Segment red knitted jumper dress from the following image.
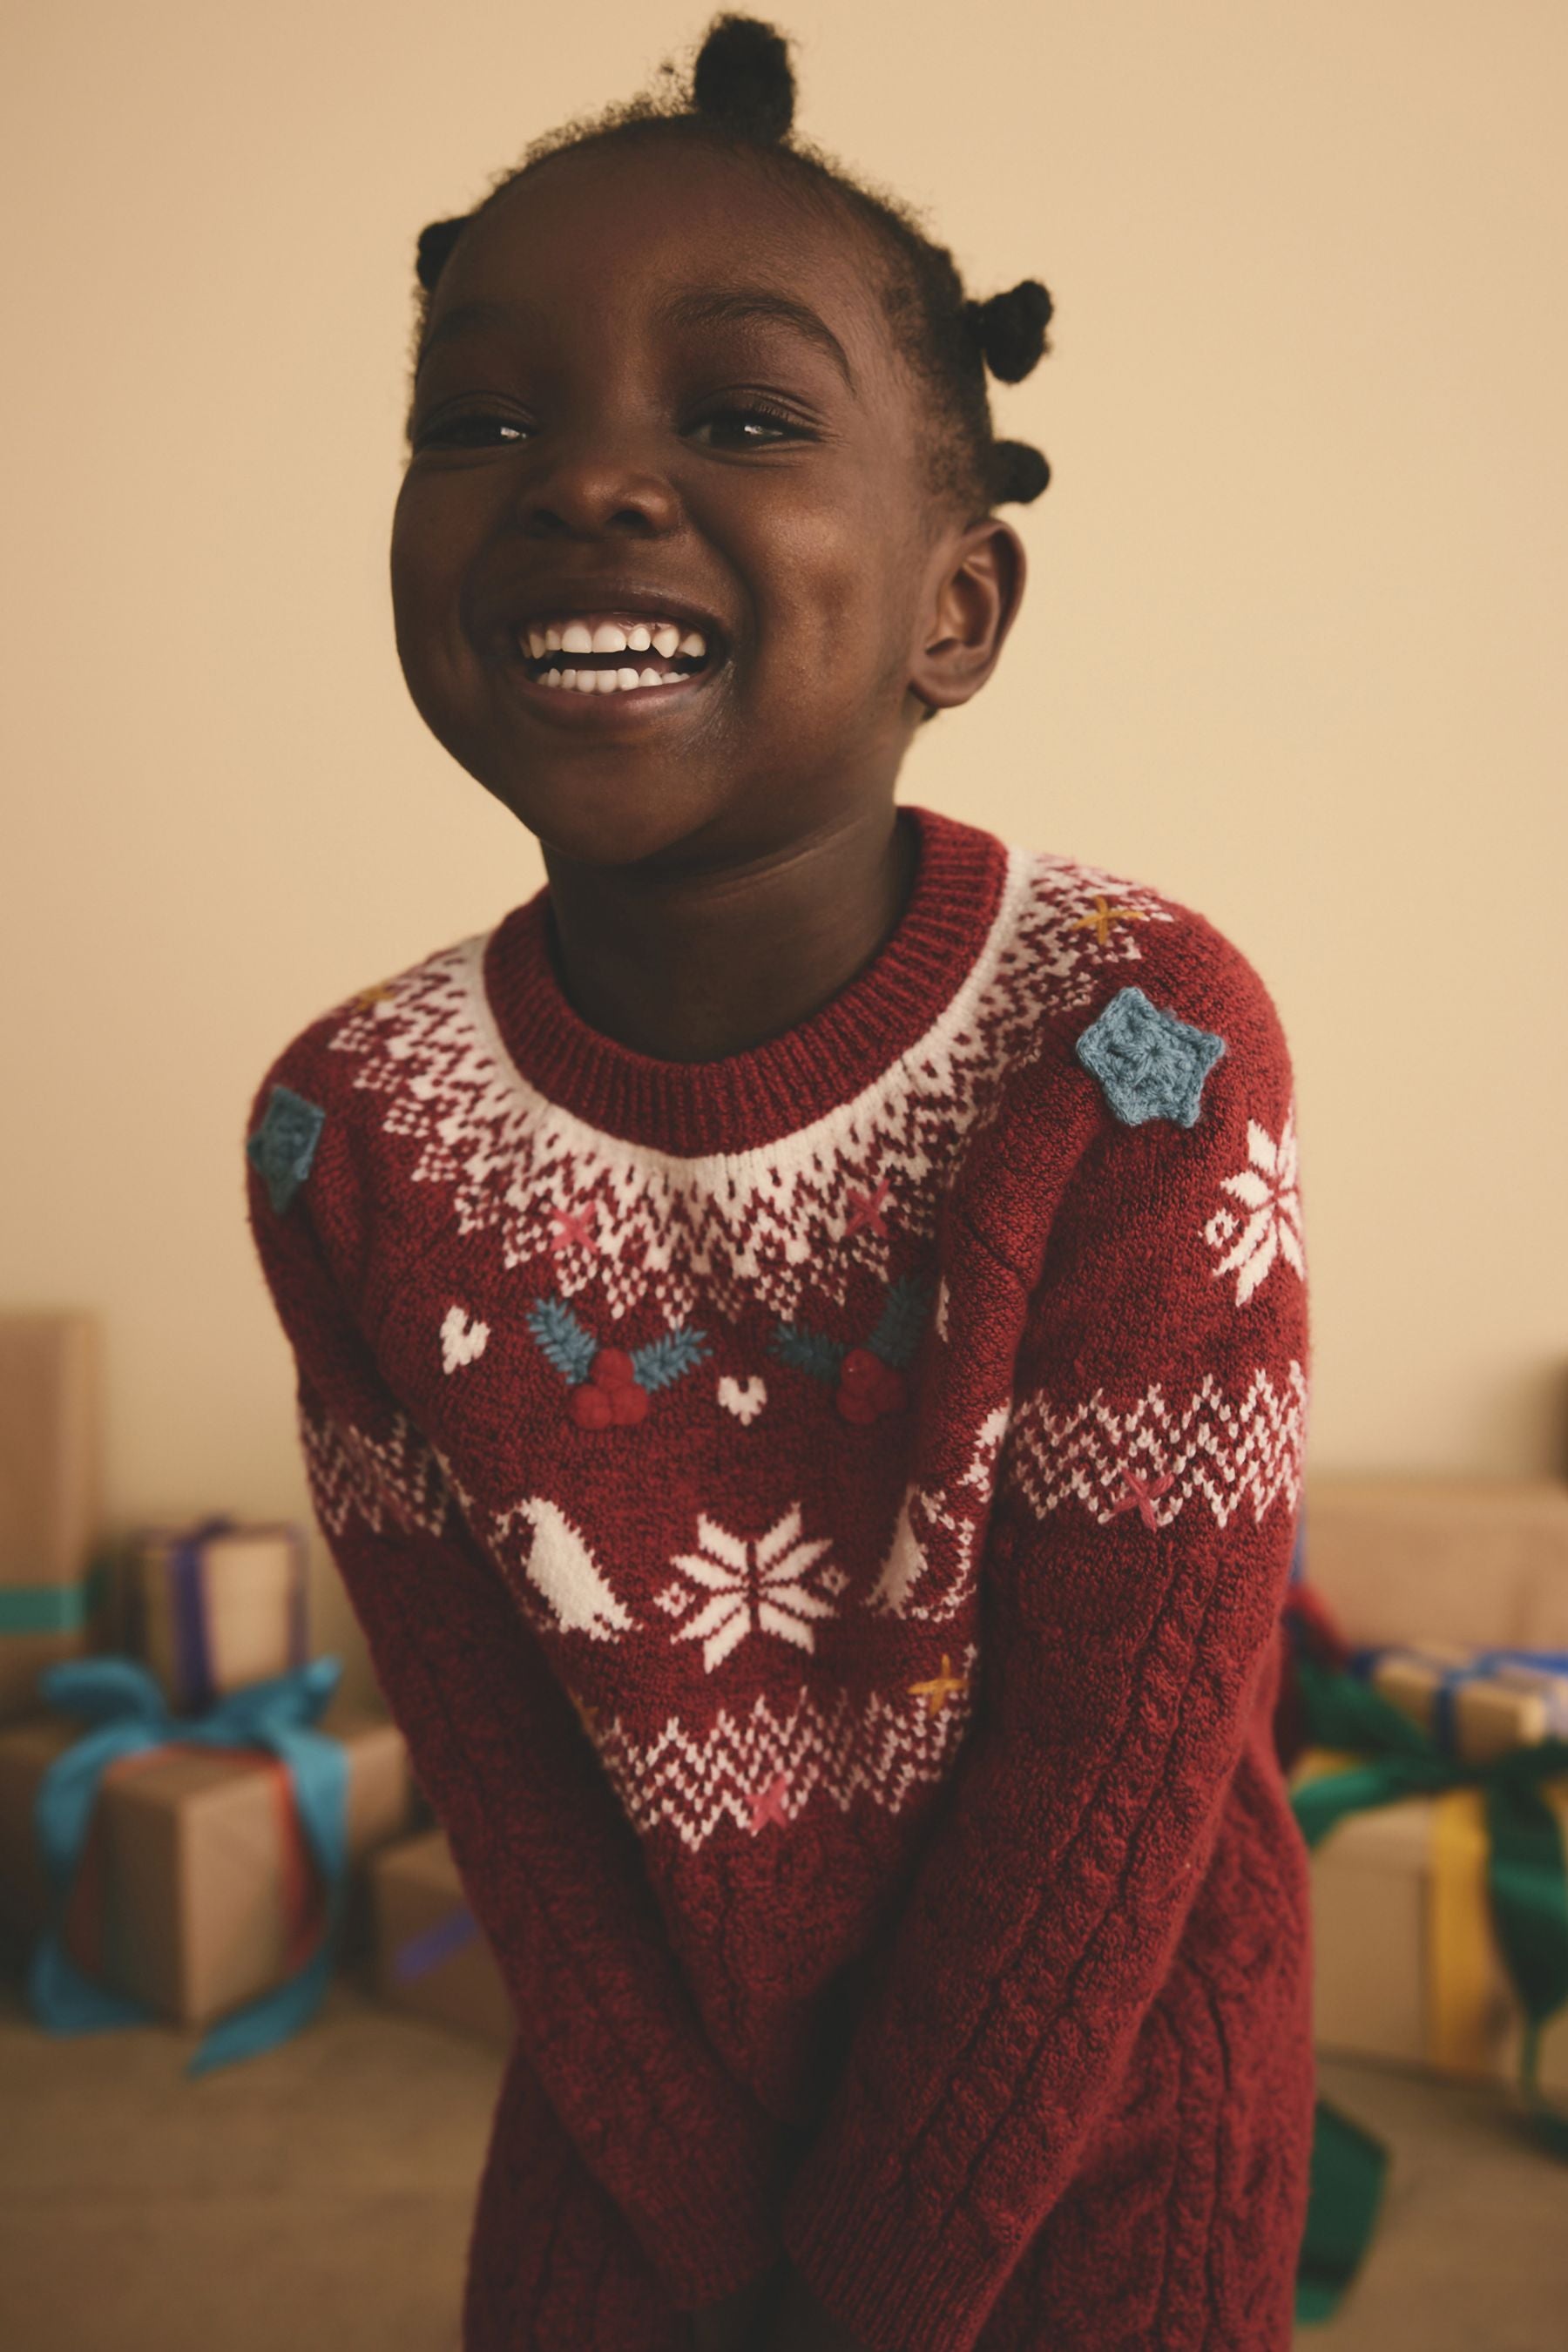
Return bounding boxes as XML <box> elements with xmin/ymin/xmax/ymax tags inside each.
<box><xmin>246</xmin><ymin>803</ymin><xmax>1314</xmax><ymax>2352</ymax></box>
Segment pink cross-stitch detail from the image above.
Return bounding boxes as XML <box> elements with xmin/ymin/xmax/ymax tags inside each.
<box><xmin>1110</xmin><ymin>1466</ymin><xmax>1175</xmax><ymax>1532</ymax></box>
<box><xmin>549</xmin><ymin>1207</ymin><xmax>599</xmax><ymax>1258</ymax></box>
<box><xmin>843</xmin><ymin>1176</ymin><xmax>892</xmax><ymax>1240</ymax></box>
<box><xmin>747</xmin><ymin>1771</ymin><xmax>791</xmax><ymax>1834</ymax></box>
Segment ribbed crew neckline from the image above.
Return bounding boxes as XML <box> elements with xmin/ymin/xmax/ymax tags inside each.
<box><xmin>479</xmin><ymin>803</ymin><xmax>1010</xmax><ymax>1158</ymax></box>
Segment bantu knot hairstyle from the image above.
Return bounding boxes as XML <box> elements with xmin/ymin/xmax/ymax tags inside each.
<box><xmin>410</xmin><ymin>12</ymin><xmax>1052</xmax><ymax>514</ymax></box>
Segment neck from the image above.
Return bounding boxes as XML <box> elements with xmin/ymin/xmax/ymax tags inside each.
<box><xmin>539</xmin><ymin>801</ymin><xmax>919</xmax><ymax>1063</ymax></box>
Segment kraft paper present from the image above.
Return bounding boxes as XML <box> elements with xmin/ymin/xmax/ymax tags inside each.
<box><xmin>370</xmin><ymin>1827</ymin><xmax>514</xmax><ymax>2048</ymax></box>
<box><xmin>1365</xmin><ymin>1644</ymin><xmax>1568</xmax><ymax>1766</ymax></box>
<box><xmin>0</xmin><ymin>1693</ymin><xmax>411</xmax><ymax>2027</ymax></box>
<box><xmin>1303</xmin><ymin>1477</ymin><xmax>1568</xmax><ymax>1653</ymax></box>
<box><xmin>1294</xmin><ymin>1747</ymin><xmax>1568</xmax><ymax>2094</ymax></box>
<box><xmin>0</xmin><ymin>1314</ymin><xmax>106</xmax><ymax>1724</ymax></box>
<box><xmin>125</xmin><ymin>1521</ymin><xmax>309</xmax><ymax>1713</ymax></box>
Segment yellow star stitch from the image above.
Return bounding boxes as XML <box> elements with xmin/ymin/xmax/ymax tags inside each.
<box><xmin>1074</xmin><ymin>896</ymin><xmax>1148</xmax><ymax>948</ymax></box>
<box><xmin>908</xmin><ymin>1655</ymin><xmax>968</xmax><ymax>1717</ymax></box>
<box><xmin>351</xmin><ymin>982</ymin><xmax>394</xmax><ymax>1010</ymax></box>
<box><xmin>567</xmin><ymin>1688</ymin><xmax>600</xmax><ymax>1737</ymax></box>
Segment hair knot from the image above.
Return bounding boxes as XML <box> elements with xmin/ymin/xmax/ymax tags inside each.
<box><xmin>963</xmin><ymin>280</ymin><xmax>1053</xmax><ymax>383</ymax></box>
<box><xmin>416</xmin><ymin>217</ymin><xmax>470</xmax><ymax>293</ymax></box>
<box><xmin>989</xmin><ymin>440</ymin><xmax>1051</xmax><ymax>504</ymax></box>
<box><xmin>691</xmin><ymin>14</ymin><xmax>795</xmax><ymax>143</ymax></box>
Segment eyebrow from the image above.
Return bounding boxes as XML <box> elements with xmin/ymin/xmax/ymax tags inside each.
<box><xmin>655</xmin><ymin>287</ymin><xmax>856</xmax><ymax>390</ymax></box>
<box><xmin>415</xmin><ymin>286</ymin><xmax>858</xmax><ymax>391</ymax></box>
<box><xmin>416</xmin><ymin>300</ymin><xmax>517</xmax><ymax>377</ymax></box>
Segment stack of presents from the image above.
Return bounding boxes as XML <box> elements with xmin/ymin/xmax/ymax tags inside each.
<box><xmin>0</xmin><ymin>1311</ymin><xmax>515</xmax><ymax>2069</ymax></box>
<box><xmin>1</xmin><ymin>1308</ymin><xmax>1564</xmax><ymax>2137</ymax></box>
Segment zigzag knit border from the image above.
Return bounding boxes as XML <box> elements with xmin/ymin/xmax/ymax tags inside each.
<box><xmin>1004</xmin><ymin>1362</ymin><xmax>1308</xmax><ymax>1531</ymax></box>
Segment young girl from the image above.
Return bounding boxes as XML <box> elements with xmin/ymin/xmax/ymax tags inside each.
<box><xmin>246</xmin><ymin>17</ymin><xmax>1313</xmax><ymax>2350</ymax></box>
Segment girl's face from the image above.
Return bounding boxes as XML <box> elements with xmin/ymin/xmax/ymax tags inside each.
<box><xmin>392</xmin><ymin>139</ymin><xmax>1020</xmax><ymax>869</ymax></box>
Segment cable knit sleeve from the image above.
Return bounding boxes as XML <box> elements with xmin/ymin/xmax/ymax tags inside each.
<box><xmin>244</xmin><ymin>1063</ymin><xmax>795</xmax><ymax>2315</ymax></box>
<box><xmin>777</xmin><ymin>939</ymin><xmax>1309</xmax><ymax>2352</ymax></box>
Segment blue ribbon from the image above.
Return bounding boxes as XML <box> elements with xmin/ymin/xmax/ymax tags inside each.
<box><xmin>26</xmin><ymin>1652</ymin><xmax>349</xmax><ymax>2077</ymax></box>
<box><xmin>1351</xmin><ymin>1645</ymin><xmax>1568</xmax><ymax>1756</ymax></box>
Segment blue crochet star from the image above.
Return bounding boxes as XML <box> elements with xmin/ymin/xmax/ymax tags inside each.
<box><xmin>1075</xmin><ymin>987</ymin><xmax>1226</xmax><ymax>1129</ymax></box>
<box><xmin>247</xmin><ymin>1085</ymin><xmax>327</xmax><ymax>1213</ymax></box>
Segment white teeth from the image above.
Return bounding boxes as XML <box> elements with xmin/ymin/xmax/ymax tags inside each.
<box><xmin>531</xmin><ymin>659</ymin><xmax>694</xmax><ymax>692</ymax></box>
<box><xmin>525</xmin><ymin>616</ymin><xmax>712</xmax><ymax>672</ymax></box>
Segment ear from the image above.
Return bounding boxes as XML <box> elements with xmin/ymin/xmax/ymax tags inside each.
<box><xmin>908</xmin><ymin>517</ymin><xmax>1027</xmax><ymax>716</ymax></box>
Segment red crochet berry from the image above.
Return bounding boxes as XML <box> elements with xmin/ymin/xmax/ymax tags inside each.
<box><xmin>608</xmin><ymin>1381</ymin><xmax>650</xmax><ymax>1426</ymax></box>
<box><xmin>840</xmin><ymin>1347</ymin><xmax>883</xmax><ymax>1391</ymax></box>
<box><xmin>592</xmin><ymin>1348</ymin><xmax>636</xmax><ymax>1390</ymax></box>
<box><xmin>569</xmin><ymin>1384</ymin><xmax>614</xmax><ymax>1430</ymax></box>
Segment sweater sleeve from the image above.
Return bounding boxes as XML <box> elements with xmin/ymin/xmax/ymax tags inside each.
<box><xmin>777</xmin><ymin>951</ymin><xmax>1309</xmax><ymax>2352</ymax></box>
<box><xmin>245</xmin><ymin>1074</ymin><xmax>795</xmax><ymax>2313</ymax></box>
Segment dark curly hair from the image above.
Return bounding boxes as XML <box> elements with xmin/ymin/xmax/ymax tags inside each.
<box><xmin>410</xmin><ymin>14</ymin><xmax>1053</xmax><ymax>519</ymax></box>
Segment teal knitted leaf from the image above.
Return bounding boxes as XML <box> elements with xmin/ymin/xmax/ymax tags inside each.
<box><xmin>869</xmin><ymin>1276</ymin><xmax>933</xmax><ymax>1372</ymax></box>
<box><xmin>631</xmin><ymin>1326</ymin><xmax>712</xmax><ymax>1395</ymax></box>
<box><xmin>771</xmin><ymin>1323</ymin><xmax>845</xmax><ymax>1385</ymax></box>
<box><xmin>526</xmin><ymin>1295</ymin><xmax>598</xmax><ymax>1386</ymax></box>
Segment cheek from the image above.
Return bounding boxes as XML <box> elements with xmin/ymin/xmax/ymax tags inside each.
<box><xmin>743</xmin><ymin>477</ymin><xmax>917</xmax><ymax>674</ymax></box>
<box><xmin>389</xmin><ymin>473</ymin><xmax>473</xmax><ymax>647</ymax></box>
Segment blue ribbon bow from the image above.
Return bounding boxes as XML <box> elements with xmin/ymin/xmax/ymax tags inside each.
<box><xmin>1351</xmin><ymin>1645</ymin><xmax>1568</xmax><ymax>1755</ymax></box>
<box><xmin>27</xmin><ymin>1652</ymin><xmax>349</xmax><ymax>2077</ymax></box>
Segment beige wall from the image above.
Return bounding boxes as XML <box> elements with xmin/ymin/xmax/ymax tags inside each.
<box><xmin>4</xmin><ymin>3</ymin><xmax>1564</xmax><ymax>1693</ymax></box>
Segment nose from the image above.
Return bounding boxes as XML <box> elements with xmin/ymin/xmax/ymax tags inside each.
<box><xmin>516</xmin><ymin>421</ymin><xmax>682</xmax><ymax>541</ymax></box>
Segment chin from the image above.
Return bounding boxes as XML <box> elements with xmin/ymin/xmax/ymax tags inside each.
<box><xmin>475</xmin><ymin>757</ymin><xmax>738</xmax><ymax>872</ymax></box>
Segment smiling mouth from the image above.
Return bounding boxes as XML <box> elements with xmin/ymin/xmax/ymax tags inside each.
<box><xmin>516</xmin><ymin>613</ymin><xmax>714</xmax><ymax>695</ymax></box>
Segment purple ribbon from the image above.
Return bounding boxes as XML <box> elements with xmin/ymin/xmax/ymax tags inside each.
<box><xmin>392</xmin><ymin>1904</ymin><xmax>479</xmax><ymax>1984</ymax></box>
<box><xmin>167</xmin><ymin>1517</ymin><xmax>233</xmax><ymax>1713</ymax></box>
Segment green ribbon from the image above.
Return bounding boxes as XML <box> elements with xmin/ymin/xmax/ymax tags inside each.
<box><xmin>1290</xmin><ymin>1654</ymin><xmax>1568</xmax><ymax>2326</ymax></box>
<box><xmin>0</xmin><ymin>1560</ymin><xmax>112</xmax><ymax>1637</ymax></box>
<box><xmin>1293</xmin><ymin>1652</ymin><xmax>1568</xmax><ymax>2154</ymax></box>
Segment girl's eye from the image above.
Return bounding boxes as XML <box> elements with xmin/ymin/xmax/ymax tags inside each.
<box><xmin>416</xmin><ymin>414</ymin><xmax>529</xmax><ymax>450</ymax></box>
<box><xmin>687</xmin><ymin>406</ymin><xmax>810</xmax><ymax>450</ymax></box>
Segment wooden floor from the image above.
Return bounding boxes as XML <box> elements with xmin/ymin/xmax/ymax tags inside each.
<box><xmin>2</xmin><ymin>1962</ymin><xmax>1564</xmax><ymax>2350</ymax></box>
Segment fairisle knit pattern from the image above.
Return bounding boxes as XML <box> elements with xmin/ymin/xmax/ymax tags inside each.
<box><xmin>247</xmin><ymin>806</ymin><xmax>1314</xmax><ymax>2352</ymax></box>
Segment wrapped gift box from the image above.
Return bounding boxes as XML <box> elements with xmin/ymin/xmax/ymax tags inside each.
<box><xmin>0</xmin><ymin>1314</ymin><xmax>106</xmax><ymax>1724</ymax></box>
<box><xmin>369</xmin><ymin>1827</ymin><xmax>514</xmax><ymax>2048</ymax></box>
<box><xmin>1363</xmin><ymin>1643</ymin><xmax>1568</xmax><ymax>1764</ymax></box>
<box><xmin>1294</xmin><ymin>1746</ymin><xmax>1568</xmax><ymax>2092</ymax></box>
<box><xmin>0</xmin><ymin>1693</ymin><xmax>410</xmax><ymax>2026</ymax></box>
<box><xmin>1303</xmin><ymin>1477</ymin><xmax>1568</xmax><ymax>1652</ymax></box>
<box><xmin>123</xmin><ymin>1521</ymin><xmax>308</xmax><ymax>1713</ymax></box>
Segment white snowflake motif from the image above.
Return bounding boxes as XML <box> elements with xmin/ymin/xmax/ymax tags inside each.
<box><xmin>656</xmin><ymin>1506</ymin><xmax>843</xmax><ymax>1671</ymax></box>
<box><xmin>1205</xmin><ymin>1105</ymin><xmax>1305</xmax><ymax>1306</ymax></box>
